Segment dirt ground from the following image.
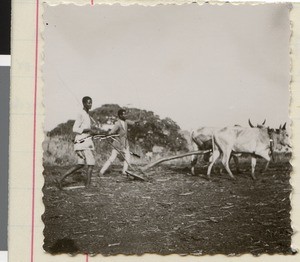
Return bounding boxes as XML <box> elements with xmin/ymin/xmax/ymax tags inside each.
<box><xmin>43</xmin><ymin>159</ymin><xmax>294</xmax><ymax>256</ymax></box>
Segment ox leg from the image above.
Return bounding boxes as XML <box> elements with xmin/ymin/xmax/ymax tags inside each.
<box><xmin>207</xmin><ymin>149</ymin><xmax>220</xmax><ymax>180</ymax></box>
<box><xmin>251</xmin><ymin>157</ymin><xmax>257</xmax><ymax>180</ymax></box>
<box><xmin>257</xmin><ymin>152</ymin><xmax>271</xmax><ymax>174</ymax></box>
<box><xmin>232</xmin><ymin>155</ymin><xmax>240</xmax><ymax>174</ymax></box>
<box><xmin>262</xmin><ymin>161</ymin><xmax>270</xmax><ymax>173</ymax></box>
<box><xmin>191</xmin><ymin>154</ymin><xmax>198</xmax><ymax>176</ymax></box>
<box><xmin>203</xmin><ymin>152</ymin><xmax>211</xmax><ymax>162</ymax></box>
<box><xmin>221</xmin><ymin>152</ymin><xmax>236</xmax><ymax>180</ymax></box>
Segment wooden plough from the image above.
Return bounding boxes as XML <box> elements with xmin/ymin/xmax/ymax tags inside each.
<box><xmin>126</xmin><ymin>149</ymin><xmax>211</xmax><ymax>181</ymax></box>
<box><xmin>140</xmin><ymin>150</ymin><xmax>212</xmax><ymax>172</ymax></box>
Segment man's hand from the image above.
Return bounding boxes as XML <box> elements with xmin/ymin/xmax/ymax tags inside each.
<box><xmin>91</xmin><ymin>127</ymin><xmax>104</xmax><ymax>136</ymax></box>
<box><xmin>82</xmin><ymin>128</ymin><xmax>92</xmax><ymax>134</ymax></box>
<box><xmin>82</xmin><ymin>128</ymin><xmax>99</xmax><ymax>135</ymax></box>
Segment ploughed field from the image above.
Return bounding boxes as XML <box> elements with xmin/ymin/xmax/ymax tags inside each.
<box><xmin>43</xmin><ymin>159</ymin><xmax>294</xmax><ymax>256</ymax></box>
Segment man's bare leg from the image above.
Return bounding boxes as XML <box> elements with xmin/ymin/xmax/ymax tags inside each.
<box><xmin>57</xmin><ymin>164</ymin><xmax>84</xmax><ymax>188</ymax></box>
<box><xmin>99</xmin><ymin>149</ymin><xmax>118</xmax><ymax>175</ymax></box>
<box><xmin>86</xmin><ymin>165</ymin><xmax>93</xmax><ymax>188</ymax></box>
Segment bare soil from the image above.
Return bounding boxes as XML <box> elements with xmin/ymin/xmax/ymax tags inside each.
<box><xmin>42</xmin><ymin>160</ymin><xmax>294</xmax><ymax>256</ymax></box>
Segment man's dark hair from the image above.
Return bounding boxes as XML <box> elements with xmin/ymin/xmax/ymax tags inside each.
<box><xmin>118</xmin><ymin>109</ymin><xmax>126</xmax><ymax>117</ymax></box>
<box><xmin>82</xmin><ymin>96</ymin><xmax>92</xmax><ymax>104</ymax></box>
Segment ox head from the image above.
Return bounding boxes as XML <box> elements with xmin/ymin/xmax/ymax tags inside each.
<box><xmin>248</xmin><ymin>119</ymin><xmax>266</xmax><ymax>128</ymax></box>
<box><xmin>271</xmin><ymin>123</ymin><xmax>291</xmax><ymax>150</ymax></box>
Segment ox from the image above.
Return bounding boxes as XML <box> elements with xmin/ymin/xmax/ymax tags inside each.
<box><xmin>190</xmin><ymin>127</ymin><xmax>240</xmax><ymax>175</ymax></box>
<box><xmin>207</xmin><ymin>124</ymin><xmax>291</xmax><ymax>180</ymax></box>
<box><xmin>190</xmin><ymin>119</ymin><xmax>267</xmax><ymax>175</ymax></box>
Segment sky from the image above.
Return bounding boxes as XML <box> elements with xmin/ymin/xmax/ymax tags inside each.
<box><xmin>44</xmin><ymin>3</ymin><xmax>291</xmax><ymax>132</ymax></box>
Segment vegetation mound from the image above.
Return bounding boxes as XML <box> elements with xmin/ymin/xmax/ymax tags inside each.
<box><xmin>44</xmin><ymin>104</ymin><xmax>189</xmax><ymax>166</ymax></box>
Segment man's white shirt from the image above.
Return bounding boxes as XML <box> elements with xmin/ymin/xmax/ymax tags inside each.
<box><xmin>73</xmin><ymin>109</ymin><xmax>94</xmax><ymax>151</ymax></box>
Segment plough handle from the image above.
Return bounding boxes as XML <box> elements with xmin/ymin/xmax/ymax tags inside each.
<box><xmin>74</xmin><ymin>134</ymin><xmax>119</xmax><ymax>144</ymax></box>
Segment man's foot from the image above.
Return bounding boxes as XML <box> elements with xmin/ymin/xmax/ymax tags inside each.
<box><xmin>99</xmin><ymin>170</ymin><xmax>108</xmax><ymax>177</ymax></box>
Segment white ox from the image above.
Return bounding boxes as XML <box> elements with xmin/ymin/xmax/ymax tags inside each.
<box><xmin>190</xmin><ymin>120</ymin><xmax>268</xmax><ymax>176</ymax></box>
<box><xmin>208</xmin><ymin>124</ymin><xmax>291</xmax><ymax>180</ymax></box>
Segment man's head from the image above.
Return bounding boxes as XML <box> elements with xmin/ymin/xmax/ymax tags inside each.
<box><xmin>82</xmin><ymin>96</ymin><xmax>92</xmax><ymax>111</ymax></box>
<box><xmin>118</xmin><ymin>109</ymin><xmax>126</xmax><ymax>121</ymax></box>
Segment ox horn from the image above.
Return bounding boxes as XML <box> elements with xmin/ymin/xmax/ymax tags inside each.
<box><xmin>279</xmin><ymin>124</ymin><xmax>282</xmax><ymax>130</ymax></box>
<box><xmin>262</xmin><ymin>119</ymin><xmax>266</xmax><ymax>125</ymax></box>
<box><xmin>282</xmin><ymin>123</ymin><xmax>286</xmax><ymax>130</ymax></box>
<box><xmin>248</xmin><ymin>119</ymin><xmax>254</xmax><ymax>128</ymax></box>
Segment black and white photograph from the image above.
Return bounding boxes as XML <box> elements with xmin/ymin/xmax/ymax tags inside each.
<box><xmin>42</xmin><ymin>3</ymin><xmax>294</xmax><ymax>256</ymax></box>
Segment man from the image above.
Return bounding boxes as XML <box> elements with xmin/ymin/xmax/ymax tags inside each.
<box><xmin>57</xmin><ymin>96</ymin><xmax>98</xmax><ymax>188</ymax></box>
<box><xmin>100</xmin><ymin>109</ymin><xmax>138</xmax><ymax>176</ymax></box>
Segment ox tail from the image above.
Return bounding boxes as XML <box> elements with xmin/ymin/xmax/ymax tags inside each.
<box><xmin>210</xmin><ymin>131</ymin><xmax>220</xmax><ymax>159</ymax></box>
<box><xmin>191</xmin><ymin>131</ymin><xmax>196</xmax><ymax>145</ymax></box>
<box><xmin>190</xmin><ymin>131</ymin><xmax>198</xmax><ymax>172</ymax></box>
<box><xmin>211</xmin><ymin>131</ymin><xmax>215</xmax><ymax>154</ymax></box>
<box><xmin>211</xmin><ymin>131</ymin><xmax>222</xmax><ymax>155</ymax></box>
